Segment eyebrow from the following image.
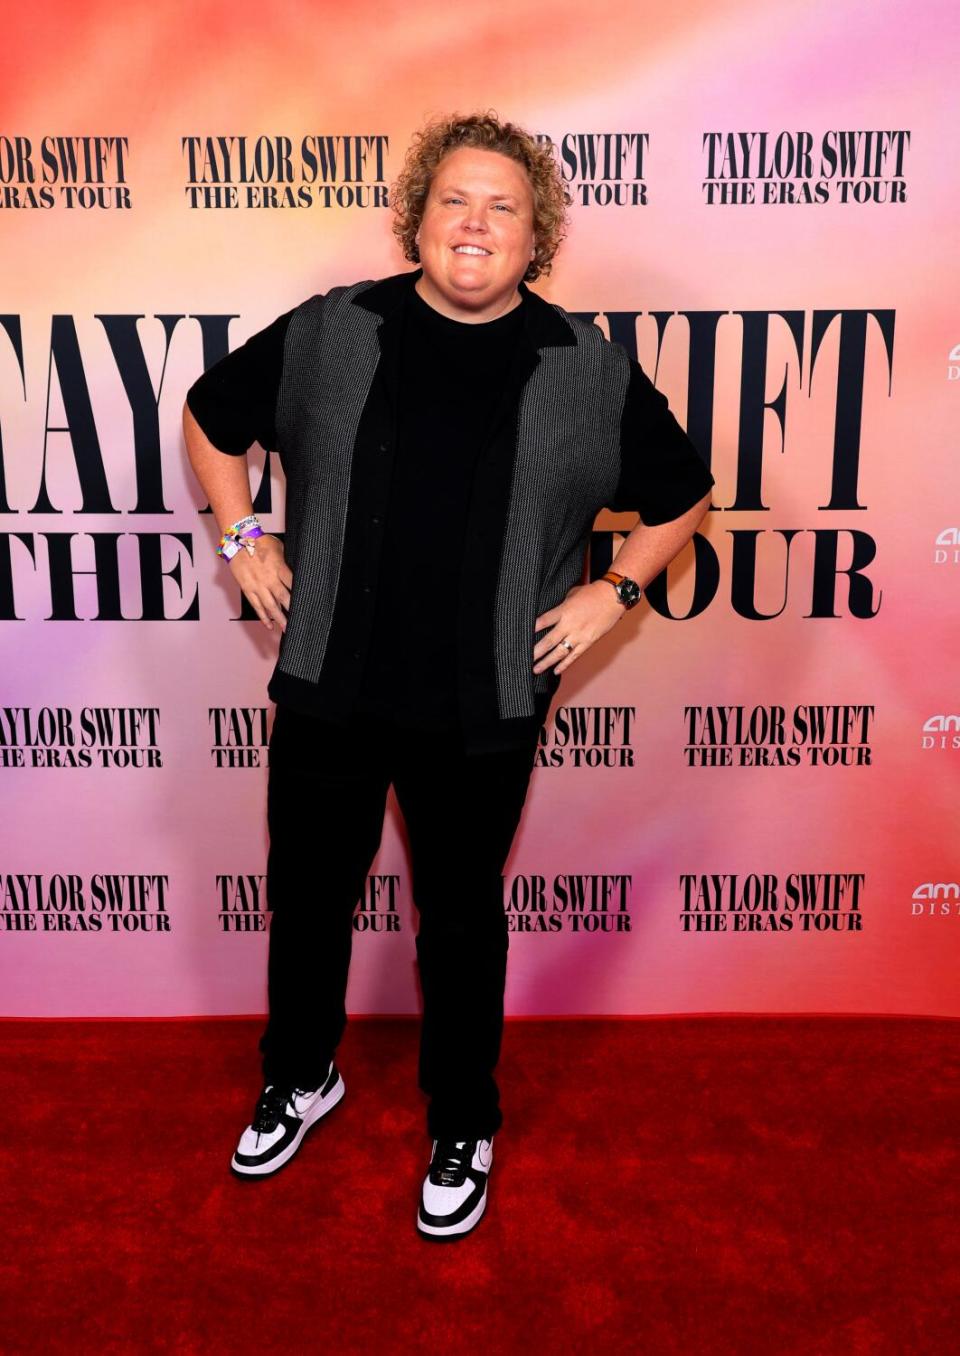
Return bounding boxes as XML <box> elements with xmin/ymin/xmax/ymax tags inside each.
<box><xmin>440</xmin><ymin>186</ymin><xmax>521</xmax><ymax>203</ymax></box>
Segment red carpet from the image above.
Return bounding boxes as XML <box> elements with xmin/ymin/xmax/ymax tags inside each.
<box><xmin>4</xmin><ymin>1015</ymin><xmax>957</xmax><ymax>1354</ymax></box>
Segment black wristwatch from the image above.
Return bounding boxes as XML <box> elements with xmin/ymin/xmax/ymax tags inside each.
<box><xmin>601</xmin><ymin>571</ymin><xmax>642</xmax><ymax>609</ymax></box>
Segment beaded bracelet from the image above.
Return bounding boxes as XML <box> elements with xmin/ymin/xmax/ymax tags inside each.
<box><xmin>217</xmin><ymin>515</ymin><xmax>265</xmax><ymax>562</ymax></box>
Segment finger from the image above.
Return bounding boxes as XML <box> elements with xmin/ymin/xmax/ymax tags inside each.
<box><xmin>273</xmin><ymin>579</ymin><xmax>292</xmax><ymax>614</ymax></box>
<box><xmin>247</xmin><ymin>592</ymin><xmax>275</xmax><ymax>630</ymax></box>
<box><xmin>532</xmin><ymin>634</ymin><xmax>562</xmax><ymax>667</ymax></box>
<box><xmin>261</xmin><ymin>589</ymin><xmax>288</xmax><ymax>633</ymax></box>
<box><xmin>533</xmin><ymin>634</ymin><xmax>563</xmax><ymax>667</ymax></box>
<box><xmin>245</xmin><ymin>582</ymin><xmax>286</xmax><ymax>632</ymax></box>
<box><xmin>550</xmin><ymin>641</ymin><xmax>581</xmax><ymax>673</ymax></box>
<box><xmin>534</xmin><ymin>637</ymin><xmax>578</xmax><ymax>672</ymax></box>
<box><xmin>534</xmin><ymin>605</ymin><xmax>561</xmax><ymax>632</ymax></box>
<box><xmin>532</xmin><ymin>621</ymin><xmax>566</xmax><ymax>663</ymax></box>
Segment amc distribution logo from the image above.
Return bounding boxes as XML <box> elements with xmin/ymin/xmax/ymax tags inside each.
<box><xmin>911</xmin><ymin>884</ymin><xmax>960</xmax><ymax>919</ymax></box>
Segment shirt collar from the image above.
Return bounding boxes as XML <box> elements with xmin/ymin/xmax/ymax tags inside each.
<box><xmin>351</xmin><ymin>266</ymin><xmax>576</xmax><ymax>350</ymax></box>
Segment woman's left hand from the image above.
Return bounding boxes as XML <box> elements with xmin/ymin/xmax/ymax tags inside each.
<box><xmin>532</xmin><ymin>580</ymin><xmax>630</xmax><ymax>677</ymax></box>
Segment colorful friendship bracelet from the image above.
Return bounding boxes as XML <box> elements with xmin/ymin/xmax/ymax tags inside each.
<box><xmin>217</xmin><ymin>515</ymin><xmax>265</xmax><ymax>562</ymax></box>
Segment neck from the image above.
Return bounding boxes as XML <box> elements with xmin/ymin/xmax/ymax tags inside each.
<box><xmin>414</xmin><ymin>276</ymin><xmax>523</xmax><ymax>324</ymax></box>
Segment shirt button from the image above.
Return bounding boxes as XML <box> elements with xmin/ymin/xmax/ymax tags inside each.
<box><xmin>362</xmin><ymin>585</ymin><xmax>372</xmax><ymax>594</ymax></box>
<box><xmin>379</xmin><ymin>441</ymin><xmax>389</xmax><ymax>452</ymax></box>
<box><xmin>352</xmin><ymin>650</ymin><xmax>361</xmax><ymax>660</ymax></box>
<box><xmin>371</xmin><ymin>514</ymin><xmax>381</xmax><ymax>524</ymax></box>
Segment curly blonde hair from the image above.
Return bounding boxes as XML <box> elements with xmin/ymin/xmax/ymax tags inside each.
<box><xmin>390</xmin><ymin>110</ymin><xmax>572</xmax><ymax>283</ymax></box>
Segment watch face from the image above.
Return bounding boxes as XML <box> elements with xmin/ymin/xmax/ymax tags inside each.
<box><xmin>619</xmin><ymin>579</ymin><xmax>642</xmax><ymax>606</ymax></box>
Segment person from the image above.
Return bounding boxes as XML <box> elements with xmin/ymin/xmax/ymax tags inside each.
<box><xmin>182</xmin><ymin>110</ymin><xmax>715</xmax><ymax>1241</ymax></box>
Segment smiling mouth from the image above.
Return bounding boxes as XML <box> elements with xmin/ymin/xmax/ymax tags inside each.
<box><xmin>452</xmin><ymin>245</ymin><xmax>492</xmax><ymax>256</ymax></box>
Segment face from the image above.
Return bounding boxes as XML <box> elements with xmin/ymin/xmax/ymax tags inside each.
<box><xmin>414</xmin><ymin>146</ymin><xmax>537</xmax><ymax>321</ymax></box>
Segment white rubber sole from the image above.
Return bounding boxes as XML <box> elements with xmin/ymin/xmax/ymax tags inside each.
<box><xmin>230</xmin><ymin>1073</ymin><xmax>346</xmax><ymax>1178</ymax></box>
<box><xmin>417</xmin><ymin>1186</ymin><xmax>488</xmax><ymax>1240</ymax></box>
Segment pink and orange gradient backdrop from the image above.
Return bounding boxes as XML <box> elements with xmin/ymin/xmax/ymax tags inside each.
<box><xmin>1</xmin><ymin>0</ymin><xmax>957</xmax><ymax>1016</ymax></box>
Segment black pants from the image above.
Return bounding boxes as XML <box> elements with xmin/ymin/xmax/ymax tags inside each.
<box><xmin>258</xmin><ymin>702</ymin><xmax>540</xmax><ymax>1140</ymax></box>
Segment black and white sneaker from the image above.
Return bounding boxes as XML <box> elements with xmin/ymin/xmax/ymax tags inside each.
<box><xmin>230</xmin><ymin>1061</ymin><xmax>345</xmax><ymax>1178</ymax></box>
<box><xmin>416</xmin><ymin>1136</ymin><xmax>494</xmax><ymax>1240</ymax></box>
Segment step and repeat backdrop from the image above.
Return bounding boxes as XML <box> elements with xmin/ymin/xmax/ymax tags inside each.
<box><xmin>1</xmin><ymin>0</ymin><xmax>957</xmax><ymax>1018</ymax></box>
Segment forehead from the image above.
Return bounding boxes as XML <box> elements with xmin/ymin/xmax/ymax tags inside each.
<box><xmin>430</xmin><ymin>147</ymin><xmax>533</xmax><ymax>198</ymax></box>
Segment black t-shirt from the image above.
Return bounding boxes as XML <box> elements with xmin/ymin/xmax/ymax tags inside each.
<box><xmin>185</xmin><ymin>272</ymin><xmax>715</xmax><ymax>747</ymax></box>
<box><xmin>354</xmin><ymin>284</ymin><xmax>527</xmax><ymax>726</ymax></box>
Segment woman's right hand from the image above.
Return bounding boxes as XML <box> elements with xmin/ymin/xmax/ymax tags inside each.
<box><xmin>228</xmin><ymin>534</ymin><xmax>292</xmax><ymax>633</ymax></box>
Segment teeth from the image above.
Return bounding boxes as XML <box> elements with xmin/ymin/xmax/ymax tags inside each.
<box><xmin>454</xmin><ymin>246</ymin><xmax>490</xmax><ymax>255</ymax></box>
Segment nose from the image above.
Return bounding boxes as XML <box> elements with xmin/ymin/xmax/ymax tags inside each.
<box><xmin>462</xmin><ymin>204</ymin><xmax>487</xmax><ymax>232</ymax></box>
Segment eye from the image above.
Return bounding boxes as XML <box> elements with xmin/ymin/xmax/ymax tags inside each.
<box><xmin>493</xmin><ymin>203</ymin><xmax>513</xmax><ymax>212</ymax></box>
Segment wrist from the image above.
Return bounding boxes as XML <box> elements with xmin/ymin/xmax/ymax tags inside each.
<box><xmin>598</xmin><ymin>571</ymin><xmax>642</xmax><ymax>610</ymax></box>
<box><xmin>217</xmin><ymin>513</ymin><xmax>263</xmax><ymax>562</ymax></box>
<box><xmin>589</xmin><ymin>579</ymin><xmax>626</xmax><ymax>615</ymax></box>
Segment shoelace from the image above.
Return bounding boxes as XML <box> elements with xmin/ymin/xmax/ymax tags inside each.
<box><xmin>429</xmin><ymin>1139</ymin><xmax>476</xmax><ymax>1187</ymax></box>
<box><xmin>251</xmin><ymin>1084</ymin><xmax>304</xmax><ymax>1134</ymax></box>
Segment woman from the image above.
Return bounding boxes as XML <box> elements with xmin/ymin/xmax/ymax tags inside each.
<box><xmin>183</xmin><ymin>109</ymin><xmax>714</xmax><ymax>1240</ymax></box>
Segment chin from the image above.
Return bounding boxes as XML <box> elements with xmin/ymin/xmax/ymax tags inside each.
<box><xmin>440</xmin><ymin>272</ymin><xmax>492</xmax><ymax>295</ymax></box>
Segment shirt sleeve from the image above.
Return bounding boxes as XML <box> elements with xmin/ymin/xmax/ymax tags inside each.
<box><xmin>605</xmin><ymin>356</ymin><xmax>715</xmax><ymax>524</ymax></box>
<box><xmin>185</xmin><ymin>309</ymin><xmax>295</xmax><ymax>456</ymax></box>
